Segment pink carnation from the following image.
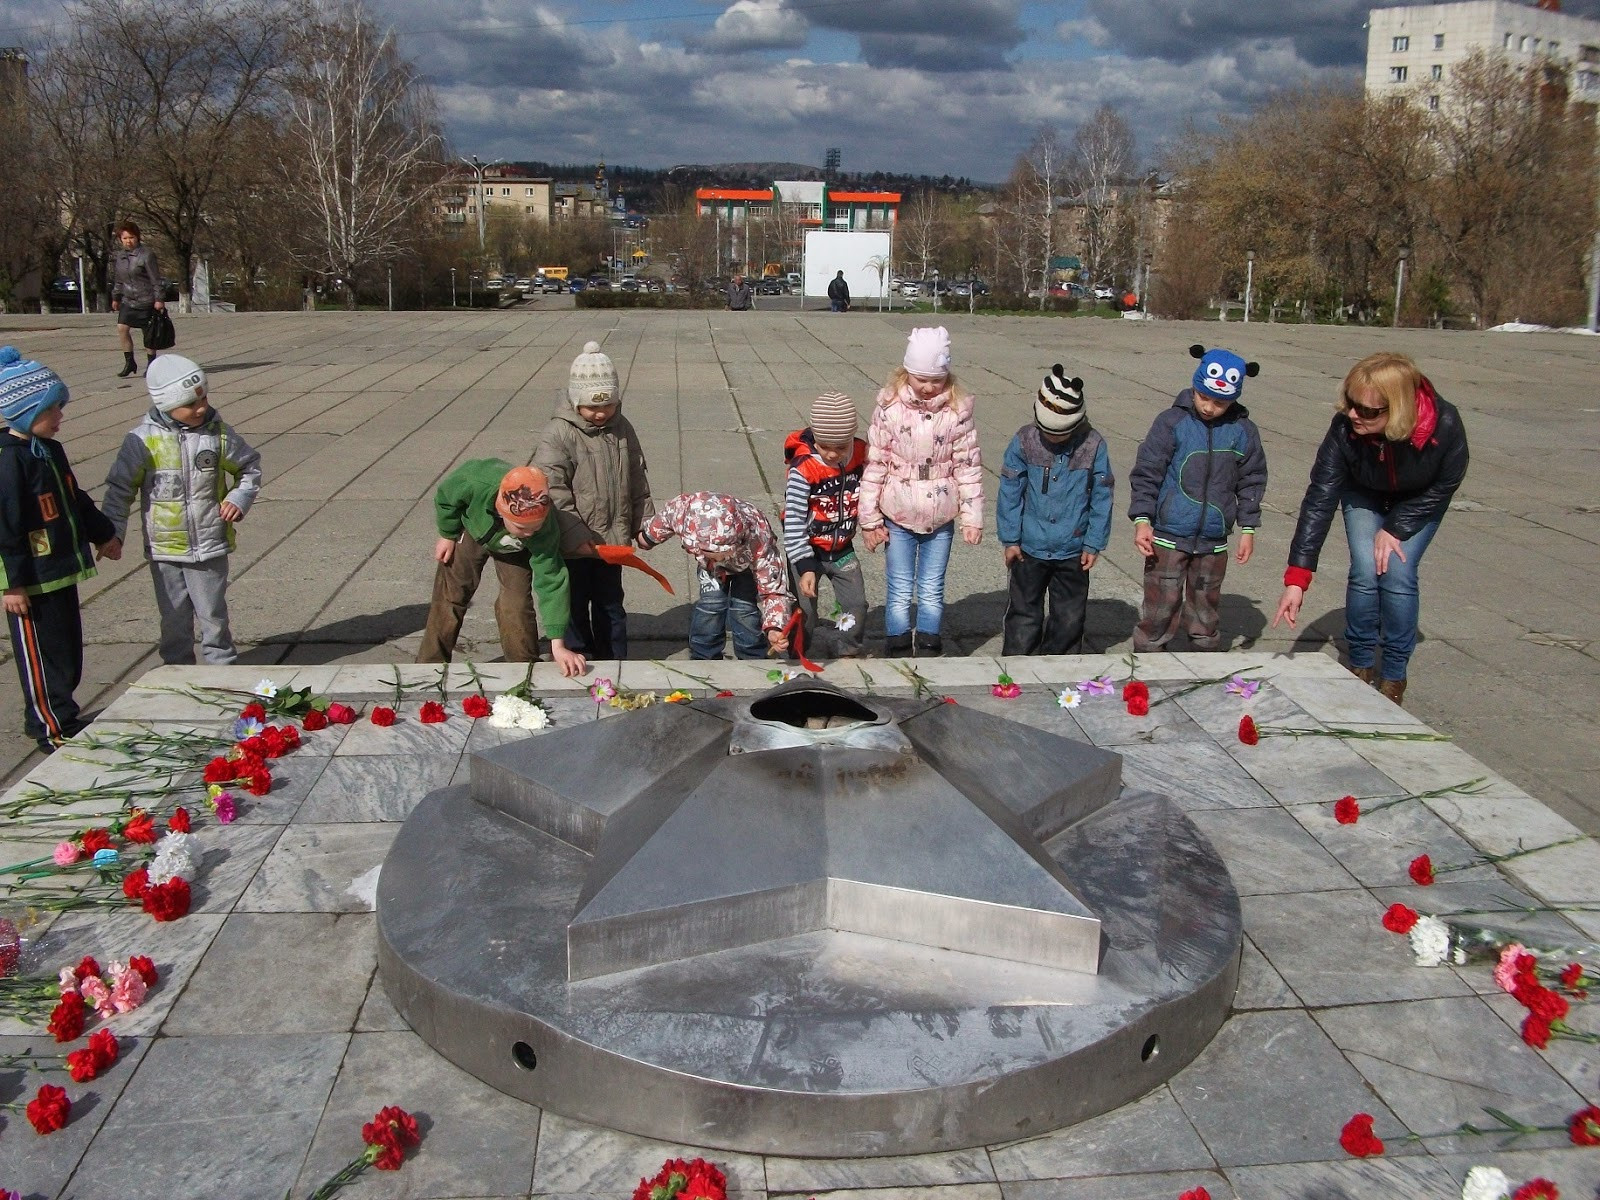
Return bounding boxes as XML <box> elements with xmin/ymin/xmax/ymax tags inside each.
<box><xmin>52</xmin><ymin>841</ymin><xmax>82</xmax><ymax>866</ymax></box>
<box><xmin>108</xmin><ymin>963</ymin><xmax>148</xmax><ymax>1013</ymax></box>
<box><xmin>1494</xmin><ymin>943</ymin><xmax>1529</xmax><ymax>994</ymax></box>
<box><xmin>79</xmin><ymin>974</ymin><xmax>115</xmax><ymax>1018</ymax></box>
<box><xmin>58</xmin><ymin>966</ymin><xmax>80</xmax><ymax>995</ymax></box>
<box><xmin>210</xmin><ymin>791</ymin><xmax>238</xmax><ymax>824</ymax></box>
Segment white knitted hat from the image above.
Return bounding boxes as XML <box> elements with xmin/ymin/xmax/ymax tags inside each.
<box><xmin>568</xmin><ymin>340</ymin><xmax>619</xmax><ymax>407</ymax></box>
<box><xmin>903</xmin><ymin>326</ymin><xmax>951</xmax><ymax>378</ymax></box>
<box><xmin>145</xmin><ymin>354</ymin><xmax>207</xmax><ymax>413</ymax></box>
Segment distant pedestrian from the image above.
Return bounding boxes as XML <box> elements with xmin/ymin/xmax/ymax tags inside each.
<box><xmin>110</xmin><ymin>221</ymin><xmax>165</xmax><ymax>379</ymax></box>
<box><xmin>727</xmin><ymin>274</ymin><xmax>753</xmax><ymax>311</ymax></box>
<box><xmin>784</xmin><ymin>392</ymin><xmax>868</xmax><ymax>659</ymax></box>
<box><xmin>638</xmin><ymin>491</ymin><xmax>791</xmax><ymax>660</ymax></box>
<box><xmin>1272</xmin><ymin>352</ymin><xmax>1468</xmax><ymax>706</ymax></box>
<box><xmin>418</xmin><ymin>461</ymin><xmax>588</xmax><ymax>675</ymax></box>
<box><xmin>0</xmin><ymin>347</ymin><xmax>121</xmax><ymax>755</ymax></box>
<box><xmin>1129</xmin><ymin>344</ymin><xmax>1268</xmax><ymax>653</ymax></box>
<box><xmin>998</xmin><ymin>366</ymin><xmax>1113</xmax><ymax>656</ymax></box>
<box><xmin>827</xmin><ymin>270</ymin><xmax>851</xmax><ymax>312</ymax></box>
<box><xmin>859</xmin><ymin>326</ymin><xmax>983</xmax><ymax>658</ymax></box>
<box><xmin>534</xmin><ymin>340</ymin><xmax>655</xmax><ymax>661</ymax></box>
<box><xmin>100</xmin><ymin>355</ymin><xmax>262</xmax><ymax>666</ymax></box>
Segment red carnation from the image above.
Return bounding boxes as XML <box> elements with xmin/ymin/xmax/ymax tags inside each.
<box><xmin>361</xmin><ymin>1104</ymin><xmax>422</xmax><ymax>1170</ymax></box>
<box><xmin>73</xmin><ymin>954</ymin><xmax>102</xmax><ymax>982</ymax></box>
<box><xmin>122</xmin><ymin>866</ymin><xmax>150</xmax><ymax>900</ymax></box>
<box><xmin>1408</xmin><ymin>855</ymin><xmax>1435</xmax><ymax>886</ymax></box>
<box><xmin>168</xmin><ymin>806</ymin><xmax>192</xmax><ymax>833</ymax></box>
<box><xmin>1514</xmin><ymin>982</ymin><xmax>1569</xmax><ymax>1023</ymax></box>
<box><xmin>370</xmin><ymin>706</ymin><xmax>397</xmax><ymax>727</ymax></box>
<box><xmin>1569</xmin><ymin>1104</ymin><xmax>1600</xmax><ymax>1146</ymax></box>
<box><xmin>122</xmin><ymin>810</ymin><xmax>157</xmax><ymax>844</ymax></box>
<box><xmin>88</xmin><ymin>1026</ymin><xmax>120</xmax><ymax>1068</ymax></box>
<box><xmin>203</xmin><ymin>756</ymin><xmax>236</xmax><ymax>783</ymax></box>
<box><xmin>66</xmin><ymin>1045</ymin><xmax>102</xmax><ymax>1081</ymax></box>
<box><xmin>1179</xmin><ymin>1190</ymin><xmax>1212</xmax><ymax>1200</ymax></box>
<box><xmin>1238</xmin><ymin>715</ymin><xmax>1260</xmax><ymax>745</ymax></box>
<box><xmin>462</xmin><ymin>694</ymin><xmax>491</xmax><ymax>718</ymax></box>
<box><xmin>1338</xmin><ymin>1112</ymin><xmax>1385</xmax><ymax>1157</ymax></box>
<box><xmin>1123</xmin><ymin>680</ymin><xmax>1149</xmax><ymax>702</ymax></box>
<box><xmin>80</xmin><ymin>828</ymin><xmax>115</xmax><ymax>854</ymax></box>
<box><xmin>128</xmin><ymin>954</ymin><xmax>159</xmax><ymax>986</ymax></box>
<box><xmin>142</xmin><ymin>877</ymin><xmax>191</xmax><ymax>922</ymax></box>
<box><xmin>419</xmin><ymin>700</ymin><xmax>447</xmax><ymax>723</ymax></box>
<box><xmin>1559</xmin><ymin>962</ymin><xmax>1587</xmax><ymax>996</ymax></box>
<box><xmin>326</xmin><ymin>702</ymin><xmax>357</xmax><ymax>724</ymax></box>
<box><xmin>243</xmin><ymin>766</ymin><xmax>273</xmax><ymax>796</ymax></box>
<box><xmin>1512</xmin><ymin>1180</ymin><xmax>1560</xmax><ymax>1200</ymax></box>
<box><xmin>48</xmin><ymin>992</ymin><xmax>86</xmax><ymax>1042</ymax></box>
<box><xmin>1521</xmin><ymin>1012</ymin><xmax>1553</xmax><ymax>1049</ymax></box>
<box><xmin>1126</xmin><ymin>694</ymin><xmax>1150</xmax><ymax>716</ymax></box>
<box><xmin>1333</xmin><ymin>795</ymin><xmax>1360</xmax><ymax>824</ymax></box>
<box><xmin>261</xmin><ymin>728</ymin><xmax>288</xmax><ymax>758</ymax></box>
<box><xmin>303</xmin><ymin>708</ymin><xmax>329</xmax><ymax>731</ymax></box>
<box><xmin>1381</xmin><ymin>903</ymin><xmax>1419</xmax><ymax>933</ymax></box>
<box><xmin>25</xmin><ymin>1082</ymin><xmax>71</xmax><ymax>1134</ymax></box>
<box><xmin>240</xmin><ymin>701</ymin><xmax>267</xmax><ymax>722</ymax></box>
<box><xmin>716</xmin><ymin>690</ymin><xmax>735</xmax><ymax>698</ymax></box>
<box><xmin>279</xmin><ymin>724</ymin><xmax>301</xmax><ymax>749</ymax></box>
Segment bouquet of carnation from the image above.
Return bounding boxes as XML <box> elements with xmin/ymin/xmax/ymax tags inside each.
<box><xmin>633</xmin><ymin>1157</ymin><xmax>727</xmax><ymax>1200</ymax></box>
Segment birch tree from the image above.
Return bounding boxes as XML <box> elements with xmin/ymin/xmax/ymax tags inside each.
<box><xmin>1069</xmin><ymin>106</ymin><xmax>1135</xmax><ymax>286</ymax></box>
<box><xmin>281</xmin><ymin>0</ymin><xmax>441</xmax><ymax>308</ymax></box>
<box><xmin>1021</xmin><ymin>126</ymin><xmax>1067</xmax><ymax>308</ymax></box>
<box><xmin>898</xmin><ymin>188</ymin><xmax>943</xmax><ymax>280</ymax></box>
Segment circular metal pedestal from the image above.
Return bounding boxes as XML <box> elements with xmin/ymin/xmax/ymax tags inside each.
<box><xmin>377</xmin><ymin>781</ymin><xmax>1240</xmax><ymax>1156</ymax></box>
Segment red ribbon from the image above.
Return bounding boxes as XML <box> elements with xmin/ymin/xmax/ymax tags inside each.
<box><xmin>781</xmin><ymin>609</ymin><xmax>824</xmax><ymax>673</ymax></box>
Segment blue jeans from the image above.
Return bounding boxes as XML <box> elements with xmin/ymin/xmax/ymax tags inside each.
<box><xmin>689</xmin><ymin>567</ymin><xmax>766</xmax><ymax>660</ymax></box>
<box><xmin>884</xmin><ymin>520</ymin><xmax>954</xmax><ymax>637</ymax></box>
<box><xmin>1341</xmin><ymin>492</ymin><xmax>1440</xmax><ymax>682</ymax></box>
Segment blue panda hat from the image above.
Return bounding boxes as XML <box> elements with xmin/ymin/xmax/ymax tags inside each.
<box><xmin>1189</xmin><ymin>344</ymin><xmax>1259</xmax><ymax>402</ymax></box>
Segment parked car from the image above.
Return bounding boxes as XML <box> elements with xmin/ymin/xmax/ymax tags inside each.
<box><xmin>568</xmin><ymin>278</ymin><xmax>587</xmax><ymax>293</ymax></box>
<box><xmin>619</xmin><ymin>278</ymin><xmax>640</xmax><ymax>292</ymax></box>
<box><xmin>587</xmin><ymin>276</ymin><xmax>611</xmax><ymax>290</ymax></box>
<box><xmin>540</xmin><ymin>277</ymin><xmax>565</xmax><ymax>293</ymax></box>
<box><xmin>485</xmin><ymin>277</ymin><xmax>504</xmax><ymax>291</ymax></box>
<box><xmin>1093</xmin><ymin>285</ymin><xmax>1116</xmax><ymax>301</ymax></box>
<box><xmin>898</xmin><ymin>280</ymin><xmax>921</xmax><ymax>298</ymax></box>
<box><xmin>46</xmin><ymin>277</ymin><xmax>81</xmax><ymax>312</ymax></box>
<box><xmin>755</xmin><ymin>278</ymin><xmax>785</xmax><ymax>296</ymax></box>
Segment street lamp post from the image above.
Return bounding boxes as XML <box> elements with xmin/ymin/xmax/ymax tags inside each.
<box><xmin>1244</xmin><ymin>250</ymin><xmax>1255</xmax><ymax>323</ymax></box>
<box><xmin>932</xmin><ymin>267</ymin><xmax>940</xmax><ymax>313</ymax></box>
<box><xmin>1393</xmin><ymin>246</ymin><xmax>1410</xmax><ymax>328</ymax></box>
<box><xmin>462</xmin><ymin>154</ymin><xmax>502</xmax><ymax>252</ymax></box>
<box><xmin>450</xmin><ymin>268</ymin><xmax>457</xmax><ymax>307</ymax></box>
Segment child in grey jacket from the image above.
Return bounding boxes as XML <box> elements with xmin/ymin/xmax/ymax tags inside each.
<box><xmin>101</xmin><ymin>354</ymin><xmax>261</xmax><ymax>664</ymax></box>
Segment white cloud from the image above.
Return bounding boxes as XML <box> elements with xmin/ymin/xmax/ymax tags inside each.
<box><xmin>693</xmin><ymin>0</ymin><xmax>808</xmax><ymax>53</ymax></box>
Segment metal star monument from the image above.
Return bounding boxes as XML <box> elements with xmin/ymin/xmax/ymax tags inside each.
<box><xmin>377</xmin><ymin>679</ymin><xmax>1242</xmax><ymax>1156</ymax></box>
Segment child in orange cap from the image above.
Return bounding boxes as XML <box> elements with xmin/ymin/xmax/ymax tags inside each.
<box><xmin>418</xmin><ymin>459</ymin><xmax>588</xmax><ymax>676</ymax></box>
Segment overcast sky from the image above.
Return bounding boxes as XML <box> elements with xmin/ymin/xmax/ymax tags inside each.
<box><xmin>4</xmin><ymin>0</ymin><xmax>1599</xmax><ymax>181</ymax></box>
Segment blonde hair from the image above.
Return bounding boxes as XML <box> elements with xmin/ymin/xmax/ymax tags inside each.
<box><xmin>881</xmin><ymin>365</ymin><xmax>971</xmax><ymax>407</ymax></box>
<box><xmin>1340</xmin><ymin>351</ymin><xmax>1422</xmax><ymax>442</ymax></box>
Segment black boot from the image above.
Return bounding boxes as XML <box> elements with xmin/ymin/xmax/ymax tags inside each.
<box><xmin>117</xmin><ymin>352</ymin><xmax>137</xmax><ymax>378</ymax></box>
<box><xmin>884</xmin><ymin>633</ymin><xmax>913</xmax><ymax>658</ymax></box>
<box><xmin>913</xmin><ymin>632</ymin><xmax>943</xmax><ymax>657</ymax></box>
<box><xmin>145</xmin><ymin>352</ymin><xmax>157</xmax><ymax>373</ymax></box>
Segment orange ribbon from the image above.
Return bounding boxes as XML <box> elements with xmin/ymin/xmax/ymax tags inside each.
<box><xmin>594</xmin><ymin>545</ymin><xmax>674</xmax><ymax>594</ymax></box>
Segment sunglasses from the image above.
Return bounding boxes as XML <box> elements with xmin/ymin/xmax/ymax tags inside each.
<box><xmin>1344</xmin><ymin>394</ymin><xmax>1389</xmax><ymax>421</ymax></box>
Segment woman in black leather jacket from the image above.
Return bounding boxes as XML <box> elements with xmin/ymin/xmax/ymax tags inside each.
<box><xmin>1271</xmin><ymin>352</ymin><xmax>1468</xmax><ymax>705</ymax></box>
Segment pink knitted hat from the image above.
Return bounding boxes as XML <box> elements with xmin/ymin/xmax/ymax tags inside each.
<box><xmin>903</xmin><ymin>327</ymin><xmax>951</xmax><ymax>378</ymax></box>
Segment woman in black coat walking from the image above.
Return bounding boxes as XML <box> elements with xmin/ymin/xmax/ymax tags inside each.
<box><xmin>110</xmin><ymin>220</ymin><xmax>165</xmax><ymax>378</ymax></box>
<box><xmin>1272</xmin><ymin>351</ymin><xmax>1469</xmax><ymax>705</ymax></box>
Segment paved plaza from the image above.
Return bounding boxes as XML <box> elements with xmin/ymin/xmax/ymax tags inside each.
<box><xmin>1</xmin><ymin>305</ymin><xmax>1596</xmax><ymax>834</ymax></box>
<box><xmin>0</xmin><ymin>307</ymin><xmax>1598</xmax><ymax>1198</ymax></box>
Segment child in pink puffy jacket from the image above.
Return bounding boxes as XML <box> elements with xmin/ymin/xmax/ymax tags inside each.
<box><xmin>859</xmin><ymin>326</ymin><xmax>983</xmax><ymax>657</ymax></box>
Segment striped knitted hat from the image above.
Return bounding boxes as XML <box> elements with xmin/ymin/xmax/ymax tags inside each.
<box><xmin>1035</xmin><ymin>364</ymin><xmax>1085</xmax><ymax>434</ymax></box>
<box><xmin>809</xmin><ymin>392</ymin><xmax>857</xmax><ymax>443</ymax></box>
<box><xmin>0</xmin><ymin>346</ymin><xmax>68</xmax><ymax>435</ymax></box>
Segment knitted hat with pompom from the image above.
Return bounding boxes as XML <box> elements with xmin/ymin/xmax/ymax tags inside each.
<box><xmin>568</xmin><ymin>340</ymin><xmax>619</xmax><ymax>408</ymax></box>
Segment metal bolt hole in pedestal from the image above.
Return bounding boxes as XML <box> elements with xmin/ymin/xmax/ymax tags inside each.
<box><xmin>377</xmin><ymin>678</ymin><xmax>1243</xmax><ymax>1156</ymax></box>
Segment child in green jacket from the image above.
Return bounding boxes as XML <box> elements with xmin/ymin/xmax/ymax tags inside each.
<box><xmin>418</xmin><ymin>460</ymin><xmax>587</xmax><ymax>676</ymax></box>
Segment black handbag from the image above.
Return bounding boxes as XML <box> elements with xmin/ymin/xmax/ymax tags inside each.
<box><xmin>143</xmin><ymin>309</ymin><xmax>176</xmax><ymax>351</ymax></box>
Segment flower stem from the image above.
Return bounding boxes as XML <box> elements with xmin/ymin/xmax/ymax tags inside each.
<box><xmin>893</xmin><ymin>663</ymin><xmax>936</xmax><ymax>699</ymax></box>
<box><xmin>1365</xmin><ymin>776</ymin><xmax>1489</xmax><ymax>815</ymax></box>
<box><xmin>1149</xmin><ymin>668</ymin><xmax>1270</xmax><ymax>708</ymax></box>
<box><xmin>300</xmin><ymin>1155</ymin><xmax>371</xmax><ymax>1200</ymax></box>
<box><xmin>652</xmin><ymin>660</ymin><xmax>717</xmax><ymax>690</ymax></box>
<box><xmin>1435</xmin><ymin>835</ymin><xmax>1587</xmax><ymax>876</ymax></box>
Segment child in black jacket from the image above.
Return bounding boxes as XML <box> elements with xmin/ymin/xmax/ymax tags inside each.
<box><xmin>0</xmin><ymin>347</ymin><xmax>121</xmax><ymax>753</ymax></box>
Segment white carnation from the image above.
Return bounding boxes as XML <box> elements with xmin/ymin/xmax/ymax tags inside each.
<box><xmin>1409</xmin><ymin>914</ymin><xmax>1452</xmax><ymax>967</ymax></box>
<box><xmin>490</xmin><ymin>694</ymin><xmax>551</xmax><ymax>731</ymax></box>
<box><xmin>148</xmin><ymin>830</ymin><xmax>200</xmax><ymax>885</ymax></box>
<box><xmin>1461</xmin><ymin>1165</ymin><xmax>1511</xmax><ymax>1200</ymax></box>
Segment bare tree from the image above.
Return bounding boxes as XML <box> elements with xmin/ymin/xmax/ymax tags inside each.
<box><xmin>1020</xmin><ymin>125</ymin><xmax>1067</xmax><ymax>308</ymax></box>
<box><xmin>0</xmin><ymin>56</ymin><xmax>57</xmax><ymax>311</ymax></box>
<box><xmin>1069</xmin><ymin>105</ymin><xmax>1135</xmax><ymax>286</ymax></box>
<box><xmin>77</xmin><ymin>0</ymin><xmax>294</xmax><ymax>311</ymax></box>
<box><xmin>280</xmin><ymin>0</ymin><xmax>441</xmax><ymax>308</ymax></box>
<box><xmin>898</xmin><ymin>188</ymin><xmax>943</xmax><ymax>280</ymax></box>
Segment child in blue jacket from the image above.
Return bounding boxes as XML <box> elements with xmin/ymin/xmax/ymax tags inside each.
<box><xmin>1128</xmin><ymin>344</ymin><xmax>1268</xmax><ymax>651</ymax></box>
<box><xmin>998</xmin><ymin>366</ymin><xmax>1114</xmax><ymax>655</ymax></box>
